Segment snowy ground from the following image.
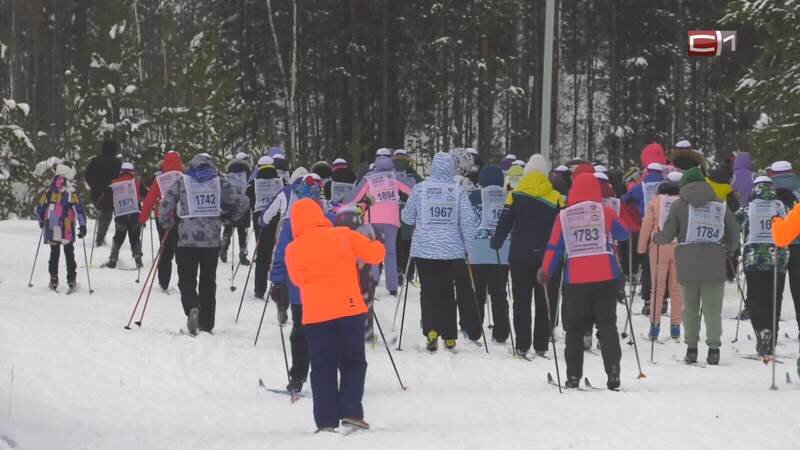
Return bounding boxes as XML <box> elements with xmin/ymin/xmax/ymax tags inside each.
<box><xmin>1</xmin><ymin>219</ymin><xmax>800</xmax><ymax>450</ymax></box>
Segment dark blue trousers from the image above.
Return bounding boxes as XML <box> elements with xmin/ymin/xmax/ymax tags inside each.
<box><xmin>304</xmin><ymin>314</ymin><xmax>367</xmax><ymax>428</ymax></box>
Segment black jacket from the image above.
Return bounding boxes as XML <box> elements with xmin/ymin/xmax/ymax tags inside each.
<box><xmin>85</xmin><ymin>141</ymin><xmax>122</xmax><ymax>211</ymax></box>
<box><xmin>491</xmin><ymin>191</ymin><xmax>561</xmax><ymax>265</ymax></box>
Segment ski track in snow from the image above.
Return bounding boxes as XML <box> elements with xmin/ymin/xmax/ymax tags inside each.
<box><xmin>1</xmin><ymin>219</ymin><xmax>799</xmax><ymax>450</ymax></box>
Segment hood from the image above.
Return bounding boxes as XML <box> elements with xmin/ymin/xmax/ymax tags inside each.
<box><xmin>524</xmin><ymin>154</ymin><xmax>550</xmax><ymax>175</ymax></box>
<box><xmin>734</xmin><ymin>152</ymin><xmax>752</xmax><ymax>171</ymax></box>
<box><xmin>393</xmin><ymin>157</ymin><xmax>412</xmax><ymax>172</ymax></box>
<box><xmin>332</xmin><ymin>166</ymin><xmax>357</xmax><ymax>184</ymax></box>
<box><xmin>101</xmin><ymin>140</ymin><xmax>118</xmax><ymax>157</ymax></box>
<box><xmin>450</xmin><ymin>148</ymin><xmax>474</xmax><ymax>177</ymax></box>
<box><xmin>640</xmin><ymin>143</ymin><xmax>667</xmax><ymax>167</ymax></box>
<box><xmin>374</xmin><ymin>156</ymin><xmax>394</xmax><ymax>172</ymax></box>
<box><xmin>708</xmin><ymin>166</ymin><xmax>732</xmax><ymax>184</ymax></box>
<box><xmin>293</xmin><ymin>175</ymin><xmax>321</xmax><ymax>200</ymax></box>
<box><xmin>162</xmin><ymin>151</ymin><xmax>184</xmax><ymax>173</ymax></box>
<box><xmin>773</xmin><ymin>172</ymin><xmax>800</xmax><ymax>191</ymax></box>
<box><xmin>706</xmin><ymin>176</ymin><xmax>733</xmax><ymax>201</ymax></box>
<box><xmin>431</xmin><ymin>152</ymin><xmax>455</xmax><ymax>182</ymax></box>
<box><xmin>310</xmin><ymin>161</ymin><xmax>333</xmax><ymax>179</ymax></box>
<box><xmin>256</xmin><ymin>166</ymin><xmax>279</xmax><ymax>180</ymax></box>
<box><xmin>479</xmin><ymin>165</ymin><xmax>504</xmax><ymax>188</ymax></box>
<box><xmin>289</xmin><ymin>167</ymin><xmax>308</xmax><ymax>184</ymax></box>
<box><xmin>670</xmin><ymin>149</ymin><xmax>706</xmax><ymax>171</ymax></box>
<box><xmin>512</xmin><ymin>171</ymin><xmax>565</xmax><ymax>207</ymax></box>
<box><xmin>752</xmin><ymin>182</ymin><xmax>777</xmax><ymax>201</ymax></box>
<box><xmin>679</xmin><ymin>181</ymin><xmax>716</xmax><ymax>207</ymax></box>
<box><xmin>186</xmin><ymin>154</ymin><xmax>218</xmax><ymax>182</ymax></box>
<box><xmin>567</xmin><ymin>173</ymin><xmax>602</xmax><ymax>206</ymax></box>
<box><xmin>657</xmin><ymin>181</ymin><xmax>680</xmax><ymax>196</ymax></box>
<box><xmin>572</xmin><ymin>164</ymin><xmax>595</xmax><ymax>179</ymax></box>
<box><xmin>226</xmin><ymin>158</ymin><xmax>250</xmax><ymax>174</ymax></box>
<box><xmin>290</xmin><ymin>198</ymin><xmax>330</xmax><ymax>238</ymax></box>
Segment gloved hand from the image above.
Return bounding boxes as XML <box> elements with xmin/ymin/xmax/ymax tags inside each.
<box><xmin>536</xmin><ymin>268</ymin><xmax>549</xmax><ymax>286</ymax></box>
<box><xmin>270</xmin><ymin>284</ymin><xmax>289</xmax><ymax>310</ymax></box>
<box><xmin>78</xmin><ymin>225</ymin><xmax>87</xmax><ymax>239</ymax></box>
<box><xmin>363</xmin><ymin>193</ymin><xmax>375</xmax><ymax>207</ymax></box>
<box><xmin>39</xmin><ymin>222</ymin><xmax>44</xmax><ymax>229</ymax></box>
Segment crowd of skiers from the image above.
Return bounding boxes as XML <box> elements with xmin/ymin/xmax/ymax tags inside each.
<box><xmin>32</xmin><ymin>137</ymin><xmax>800</xmax><ymax>432</ymax></box>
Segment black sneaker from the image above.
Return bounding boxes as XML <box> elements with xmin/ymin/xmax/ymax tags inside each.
<box><xmin>583</xmin><ymin>334</ymin><xmax>592</xmax><ymax>350</ymax></box>
<box><xmin>607</xmin><ymin>365</ymin><xmax>621</xmax><ymax>390</ymax></box>
<box><xmin>757</xmin><ymin>329</ymin><xmax>771</xmax><ymax>356</ymax></box>
<box><xmin>641</xmin><ymin>302</ymin><xmax>650</xmax><ymax>315</ymax></box>
<box><xmin>49</xmin><ymin>277</ymin><xmax>59</xmax><ymax>291</ymax></box>
<box><xmin>287</xmin><ymin>377</ymin><xmax>304</xmax><ymax>393</ymax></box>
<box><xmin>239</xmin><ymin>254</ymin><xmax>251</xmax><ymax>266</ymax></box>
<box><xmin>187</xmin><ymin>307</ymin><xmax>200</xmax><ymax>335</ymax></box>
<box><xmin>105</xmin><ymin>259</ymin><xmax>117</xmax><ymax>269</ymax></box>
<box><xmin>160</xmin><ymin>283</ymin><xmax>169</xmax><ymax>292</ymax></box>
<box><xmin>68</xmin><ymin>280</ymin><xmax>77</xmax><ymax>289</ymax></box>
<box><xmin>219</xmin><ymin>250</ymin><xmax>228</xmax><ymax>263</ymax></box>
<box><xmin>135</xmin><ymin>257</ymin><xmax>143</xmax><ymax>269</ymax></box>
<box><xmin>565</xmin><ymin>376</ymin><xmax>580</xmax><ymax>389</ymax></box>
<box><xmin>707</xmin><ymin>348</ymin><xmax>720</xmax><ymax>365</ymax></box>
<box><xmin>684</xmin><ymin>347</ymin><xmax>698</xmax><ymax>364</ymax></box>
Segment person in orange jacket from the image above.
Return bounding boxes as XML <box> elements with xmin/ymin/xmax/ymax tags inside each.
<box><xmin>773</xmin><ymin>202</ymin><xmax>800</xmax><ymax>248</ymax></box>
<box><xmin>139</xmin><ymin>151</ymin><xmax>184</xmax><ymax>290</ymax></box>
<box><xmin>285</xmin><ymin>198</ymin><xmax>385</xmax><ymax>433</ymax></box>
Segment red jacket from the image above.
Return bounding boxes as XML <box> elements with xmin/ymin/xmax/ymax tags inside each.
<box><xmin>542</xmin><ymin>174</ymin><xmax>630</xmax><ymax>284</ymax></box>
<box><xmin>286</xmin><ymin>198</ymin><xmax>385</xmax><ymax>325</ymax></box>
<box><xmin>140</xmin><ymin>152</ymin><xmax>184</xmax><ymax>224</ymax></box>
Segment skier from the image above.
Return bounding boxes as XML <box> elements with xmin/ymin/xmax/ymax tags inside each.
<box><xmin>326</xmin><ymin>158</ymin><xmax>357</xmax><ymax>204</ymax></box>
<box><xmin>343</xmin><ymin>154</ymin><xmax>413</xmax><ymax>296</ymax></box>
<box><xmin>269</xmin><ymin>173</ymin><xmax>327</xmax><ymax>393</ymax></box>
<box><xmin>654</xmin><ymin>166</ymin><xmax>740</xmax><ymax>365</ymax></box>
<box><xmin>310</xmin><ymin>160</ymin><xmax>333</xmax><ymax>185</ymax></box>
<box><xmin>491</xmin><ymin>154</ymin><xmax>565</xmax><ymax>358</ymax></box>
<box><xmin>501</xmin><ymin>154</ymin><xmax>517</xmax><ymax>174</ymax></box>
<box><xmin>285</xmin><ymin>198</ymin><xmax>384</xmax><ymax>433</ymax></box>
<box><xmin>735</xmin><ymin>177</ymin><xmax>789</xmax><ymax>355</ymax></box>
<box><xmin>768</xmin><ymin>161</ymin><xmax>800</xmax><ymax>338</ymax></box>
<box><xmin>401</xmin><ymin>152</ymin><xmax>479</xmax><ymax>352</ymax></box>
<box><xmin>139</xmin><ymin>150</ymin><xmax>184</xmax><ymax>291</ymax></box>
<box><xmin>637</xmin><ymin>171</ymin><xmax>684</xmax><ymax>341</ymax></box>
<box><xmin>221</xmin><ymin>152</ymin><xmax>252</xmax><ymax>265</ymax></box>
<box><xmin>261</xmin><ymin>167</ymin><xmax>310</xmax><ymax>227</ymax></box>
<box><xmin>105</xmin><ymin>162</ymin><xmax>146</xmax><ymax>269</ymax></box>
<box><xmin>392</xmin><ymin>149</ymin><xmax>422</xmax><ymax>286</ymax></box>
<box><xmin>247</xmin><ymin>156</ymin><xmax>284</xmax><ymax>300</ymax></box>
<box><xmin>505</xmin><ymin>163</ymin><xmax>524</xmax><ymax>192</ymax></box>
<box><xmin>158</xmin><ymin>154</ymin><xmax>249</xmax><ymax>334</ymax></box>
<box><xmin>550</xmin><ymin>165</ymin><xmax>571</xmax><ymax>196</ymax></box>
<box><xmin>732</xmin><ymin>152</ymin><xmax>755</xmax><ymax>204</ymax></box>
<box><xmin>84</xmin><ymin>138</ymin><xmax>122</xmax><ymax>246</ymax></box>
<box><xmin>469</xmin><ymin>164</ymin><xmax>511</xmax><ymax>344</ymax></box>
<box><xmin>35</xmin><ymin>163</ymin><xmax>87</xmax><ymax>291</ymax></box>
<box><xmin>538</xmin><ymin>173</ymin><xmax>629</xmax><ymax>389</ymax></box>
<box><xmin>669</xmin><ymin>139</ymin><xmax>707</xmax><ymax>172</ymax></box>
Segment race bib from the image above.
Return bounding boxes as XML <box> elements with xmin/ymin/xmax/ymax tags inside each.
<box><xmin>657</xmin><ymin>195</ymin><xmax>678</xmax><ymax>231</ymax></box>
<box><xmin>686</xmin><ymin>201</ymin><xmax>725</xmax><ymax>244</ymax></box>
<box><xmin>111</xmin><ymin>179</ymin><xmax>139</xmax><ymax>216</ymax></box>
<box><xmin>254</xmin><ymin>178</ymin><xmax>284</xmax><ymax>212</ymax></box>
<box><xmin>601</xmin><ymin>197</ymin><xmax>621</xmax><ymax>216</ymax></box>
<box><xmin>156</xmin><ymin>171</ymin><xmax>182</xmax><ymax>197</ymax></box>
<box><xmin>421</xmin><ymin>182</ymin><xmax>459</xmax><ymax>227</ymax></box>
<box><xmin>747</xmin><ymin>199</ymin><xmax>780</xmax><ymax>244</ymax></box>
<box><xmin>642</xmin><ymin>181</ymin><xmax>662</xmax><ymax>209</ymax></box>
<box><xmin>480</xmin><ymin>186</ymin><xmax>506</xmax><ymax>229</ymax></box>
<box><xmin>331</xmin><ymin>181</ymin><xmax>355</xmax><ymax>203</ymax></box>
<box><xmin>180</xmin><ymin>175</ymin><xmax>221</xmax><ymax>218</ymax></box>
<box><xmin>226</xmin><ymin>171</ymin><xmax>248</xmax><ymax>192</ymax></box>
<box><xmin>367</xmin><ymin>171</ymin><xmax>399</xmax><ymax>204</ymax></box>
<box><xmin>560</xmin><ymin>201</ymin><xmax>609</xmax><ymax>258</ymax></box>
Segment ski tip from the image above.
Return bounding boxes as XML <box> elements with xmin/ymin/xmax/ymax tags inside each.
<box><xmin>134</xmin><ymin>321</ymin><xmax>142</xmax><ymax>327</ymax></box>
<box><xmin>258</xmin><ymin>378</ymin><xmax>266</xmax><ymax>388</ymax></box>
<box><xmin>124</xmin><ymin>326</ymin><xmax>131</xmax><ymax>330</ymax></box>
<box><xmin>547</xmin><ymin>373</ymin><xmax>554</xmax><ymax>383</ymax></box>
<box><xmin>638</xmin><ymin>372</ymin><xmax>647</xmax><ymax>379</ymax></box>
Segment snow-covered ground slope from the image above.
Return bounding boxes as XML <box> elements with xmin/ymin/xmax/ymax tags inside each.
<box><xmin>1</xmin><ymin>219</ymin><xmax>799</xmax><ymax>450</ymax></box>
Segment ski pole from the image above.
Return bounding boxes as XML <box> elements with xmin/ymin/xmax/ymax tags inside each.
<box><xmin>730</xmin><ymin>258</ymin><xmax>746</xmax><ymax>343</ymax></box>
<box><xmin>149</xmin><ymin>213</ymin><xmax>155</xmax><ymax>262</ymax></box>
<box><xmin>770</xmin><ymin>247</ymin><xmax>779</xmax><ymax>391</ymax></box>
<box><xmin>277</xmin><ymin>303</ymin><xmax>290</xmax><ymax>383</ymax></box>
<box><xmin>373</xmin><ymin>308</ymin><xmax>407</xmax><ymax>390</ymax></box>
<box><xmin>496</xmin><ymin>249</ymin><xmax>516</xmax><ymax>356</ymax></box>
<box><xmin>392</xmin><ymin>250</ymin><xmax>414</xmax><ymax>331</ymax></box>
<box><xmin>81</xmin><ymin>237</ymin><xmax>94</xmax><ymax>294</ymax></box>
<box><xmin>235</xmin><ymin>230</ymin><xmax>262</xmax><ymax>323</ymax></box>
<box><xmin>396</xmin><ymin>270</ymin><xmax>410</xmax><ymax>351</ymax></box>
<box><xmin>89</xmin><ymin>212</ymin><xmax>99</xmax><ymax>265</ymax></box>
<box><xmin>134</xmin><ymin>230</ymin><xmax>170</xmax><ymax>327</ymax></box>
<box><xmin>124</xmin><ymin>228</ymin><xmax>171</xmax><ymax>329</ymax></box>
<box><xmin>622</xmin><ymin>280</ymin><xmax>646</xmax><ymax>378</ymax></box>
<box><xmin>542</xmin><ymin>276</ymin><xmax>562</xmax><ymax>393</ymax></box>
<box><xmin>27</xmin><ymin>228</ymin><xmax>44</xmax><ymax>287</ymax></box>
<box><xmin>649</xmin><ymin>244</ymin><xmax>659</xmax><ymax>363</ymax></box>
<box><xmin>465</xmin><ymin>257</ymin><xmax>489</xmax><ymax>354</ymax></box>
<box><xmin>254</xmin><ymin>283</ymin><xmax>272</xmax><ymax>347</ymax></box>
<box><xmin>621</xmin><ymin>239</ymin><xmax>634</xmax><ymax>339</ymax></box>
<box><xmin>230</xmin><ymin>227</ymin><xmax>236</xmax><ymax>291</ymax></box>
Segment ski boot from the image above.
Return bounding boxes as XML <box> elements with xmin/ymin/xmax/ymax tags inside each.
<box><xmin>535</xmin><ymin>350</ymin><xmax>548</xmax><ymax>358</ymax></box>
<box><xmin>389</xmin><ymin>290</ymin><xmax>397</xmax><ymax>296</ymax></box>
<box><xmin>426</xmin><ymin>331</ymin><xmax>439</xmax><ymax>352</ymax></box>
<box><xmin>684</xmin><ymin>347</ymin><xmax>698</xmax><ymax>364</ymax></box>
<box><xmin>134</xmin><ymin>256</ymin><xmax>143</xmax><ymax>269</ymax></box>
<box><xmin>287</xmin><ymin>377</ymin><xmax>304</xmax><ymax>394</ymax></box>
<box><xmin>648</xmin><ymin>323</ymin><xmax>660</xmax><ymax>341</ymax></box>
<box><xmin>737</xmin><ymin>307</ymin><xmax>750</xmax><ymax>321</ymax></box>
<box><xmin>68</xmin><ymin>280</ymin><xmax>77</xmax><ymax>289</ymax></box>
<box><xmin>239</xmin><ymin>252</ymin><xmax>251</xmax><ymax>266</ymax></box>
<box><xmin>49</xmin><ymin>276</ymin><xmax>59</xmax><ymax>291</ymax></box>
<box><xmin>187</xmin><ymin>307</ymin><xmax>200</xmax><ymax>335</ymax></box>
<box><xmin>707</xmin><ymin>348</ymin><xmax>720</xmax><ymax>365</ymax></box>
<box><xmin>444</xmin><ymin>339</ymin><xmax>457</xmax><ymax>351</ymax></box>
<box><xmin>105</xmin><ymin>258</ymin><xmax>117</xmax><ymax>269</ymax></box>
<box><xmin>315</xmin><ymin>428</ymin><xmax>337</xmax><ymax>434</ymax></box>
<box><xmin>342</xmin><ymin>417</ymin><xmax>370</xmax><ymax>431</ymax></box>
<box><xmin>670</xmin><ymin>324</ymin><xmax>681</xmax><ymax>340</ymax></box>
<box><xmin>607</xmin><ymin>365</ymin><xmax>621</xmax><ymax>391</ymax></box>
<box><xmin>219</xmin><ymin>247</ymin><xmax>228</xmax><ymax>263</ymax></box>
<box><xmin>565</xmin><ymin>376</ymin><xmax>580</xmax><ymax>389</ymax></box>
<box><xmin>641</xmin><ymin>302</ymin><xmax>650</xmax><ymax>316</ymax></box>
<box><xmin>583</xmin><ymin>333</ymin><xmax>592</xmax><ymax>350</ymax></box>
<box><xmin>661</xmin><ymin>301</ymin><xmax>668</xmax><ymax>315</ymax></box>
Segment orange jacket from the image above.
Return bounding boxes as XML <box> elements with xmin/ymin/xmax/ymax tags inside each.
<box><xmin>286</xmin><ymin>198</ymin><xmax>385</xmax><ymax>325</ymax></box>
<box><xmin>773</xmin><ymin>202</ymin><xmax>800</xmax><ymax>248</ymax></box>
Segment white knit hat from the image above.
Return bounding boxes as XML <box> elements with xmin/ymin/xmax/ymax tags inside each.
<box><xmin>554</xmin><ymin>165</ymin><xmax>569</xmax><ymax>172</ymax></box>
<box><xmin>273</xmin><ymin>153</ymin><xmax>285</xmax><ymax>160</ymax></box>
<box><xmin>376</xmin><ymin>148</ymin><xmax>392</xmax><ymax>157</ymax></box>
<box><xmin>504</xmin><ymin>154</ymin><xmax>517</xmax><ymax>160</ymax></box>
<box><xmin>594</xmin><ymin>164</ymin><xmax>608</xmax><ymax>173</ymax></box>
<box><xmin>647</xmin><ymin>162</ymin><xmax>664</xmax><ymax>172</ymax></box>
<box><xmin>666</xmin><ymin>171</ymin><xmax>683</xmax><ymax>183</ymax></box>
<box><xmin>754</xmin><ymin>175</ymin><xmax>773</xmax><ymax>185</ymax></box>
<box><xmin>594</xmin><ymin>172</ymin><xmax>609</xmax><ymax>181</ymax></box>
<box><xmin>235</xmin><ymin>152</ymin><xmax>249</xmax><ymax>161</ymax></box>
<box><xmin>257</xmin><ymin>156</ymin><xmax>274</xmax><ymax>166</ymax></box>
<box><xmin>121</xmin><ymin>162</ymin><xmax>135</xmax><ymax>171</ymax></box>
<box><xmin>465</xmin><ymin>148</ymin><xmax>479</xmax><ymax>155</ymax></box>
<box><xmin>770</xmin><ymin>161</ymin><xmax>792</xmax><ymax>172</ymax></box>
<box><xmin>512</xmin><ymin>160</ymin><xmax>526</xmax><ymax>167</ymax></box>
<box><xmin>392</xmin><ymin>149</ymin><xmax>407</xmax><ymax>157</ymax></box>
<box><xmin>675</xmin><ymin>140</ymin><xmax>692</xmax><ymax>149</ymax></box>
<box><xmin>524</xmin><ymin>154</ymin><xmax>551</xmax><ymax>175</ymax></box>
<box><xmin>332</xmin><ymin>157</ymin><xmax>348</xmax><ymax>165</ymax></box>
<box><xmin>55</xmin><ymin>164</ymin><xmax>77</xmax><ymax>181</ymax></box>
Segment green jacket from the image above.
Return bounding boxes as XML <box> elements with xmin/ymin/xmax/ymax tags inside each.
<box><xmin>735</xmin><ymin>183</ymin><xmax>789</xmax><ymax>273</ymax></box>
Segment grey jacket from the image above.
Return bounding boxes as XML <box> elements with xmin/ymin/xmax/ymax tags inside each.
<box><xmin>654</xmin><ymin>181</ymin><xmax>740</xmax><ymax>283</ymax></box>
<box><xmin>159</xmin><ymin>155</ymin><xmax>250</xmax><ymax>248</ymax></box>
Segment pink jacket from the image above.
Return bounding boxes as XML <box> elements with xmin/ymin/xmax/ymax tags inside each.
<box><xmin>638</xmin><ymin>194</ymin><xmax>683</xmax><ymax>324</ymax></box>
<box><xmin>345</xmin><ymin>156</ymin><xmax>413</xmax><ymax>226</ymax></box>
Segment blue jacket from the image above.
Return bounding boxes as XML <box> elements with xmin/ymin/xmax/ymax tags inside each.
<box><xmin>624</xmin><ymin>171</ymin><xmax>664</xmax><ymax>216</ymax></box>
<box><xmin>401</xmin><ymin>152</ymin><xmax>477</xmax><ymax>260</ymax></box>
<box><xmin>469</xmin><ymin>165</ymin><xmax>509</xmax><ymax>265</ymax></box>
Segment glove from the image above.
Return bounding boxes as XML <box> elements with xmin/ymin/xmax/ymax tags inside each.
<box><xmin>78</xmin><ymin>225</ymin><xmax>87</xmax><ymax>239</ymax></box>
<box><xmin>536</xmin><ymin>268</ymin><xmax>549</xmax><ymax>286</ymax></box>
<box><xmin>270</xmin><ymin>284</ymin><xmax>289</xmax><ymax>310</ymax></box>
<box><xmin>39</xmin><ymin>222</ymin><xmax>44</xmax><ymax>229</ymax></box>
<box><xmin>363</xmin><ymin>193</ymin><xmax>375</xmax><ymax>207</ymax></box>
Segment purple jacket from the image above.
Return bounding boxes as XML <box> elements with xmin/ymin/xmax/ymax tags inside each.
<box><xmin>732</xmin><ymin>152</ymin><xmax>754</xmax><ymax>203</ymax></box>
